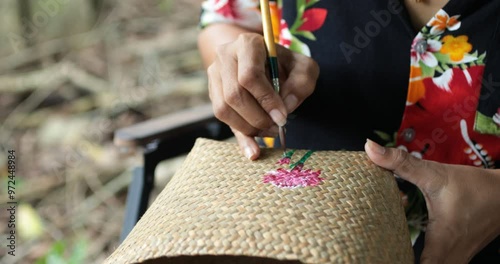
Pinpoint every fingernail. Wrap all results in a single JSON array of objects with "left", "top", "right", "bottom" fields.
[
  {"left": 284, "top": 94, "right": 298, "bottom": 113},
  {"left": 367, "top": 139, "right": 386, "bottom": 155},
  {"left": 244, "top": 146, "right": 255, "bottom": 160},
  {"left": 269, "top": 109, "right": 287, "bottom": 127}
]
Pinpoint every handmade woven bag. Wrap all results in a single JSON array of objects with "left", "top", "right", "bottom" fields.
[{"left": 105, "top": 138, "right": 414, "bottom": 263}]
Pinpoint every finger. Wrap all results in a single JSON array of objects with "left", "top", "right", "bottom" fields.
[
  {"left": 364, "top": 139, "right": 446, "bottom": 194},
  {"left": 215, "top": 42, "right": 277, "bottom": 131},
  {"left": 257, "top": 125, "right": 280, "bottom": 138},
  {"left": 208, "top": 64, "right": 262, "bottom": 136},
  {"left": 277, "top": 45, "right": 319, "bottom": 113},
  {"left": 235, "top": 34, "right": 288, "bottom": 126},
  {"left": 232, "top": 128, "right": 261, "bottom": 160}
]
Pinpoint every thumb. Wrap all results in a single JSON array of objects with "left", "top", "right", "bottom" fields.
[{"left": 364, "top": 139, "right": 446, "bottom": 194}]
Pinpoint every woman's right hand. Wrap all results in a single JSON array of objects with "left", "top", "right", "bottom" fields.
[{"left": 207, "top": 33, "right": 319, "bottom": 160}]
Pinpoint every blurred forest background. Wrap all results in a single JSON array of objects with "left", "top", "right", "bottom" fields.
[{"left": 0, "top": 0, "right": 209, "bottom": 263}]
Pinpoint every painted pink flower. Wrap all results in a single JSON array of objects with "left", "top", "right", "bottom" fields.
[
  {"left": 298, "top": 8, "right": 328, "bottom": 32},
  {"left": 276, "top": 157, "right": 291, "bottom": 165},
  {"left": 411, "top": 33, "right": 442, "bottom": 67},
  {"left": 263, "top": 165, "right": 323, "bottom": 188}
]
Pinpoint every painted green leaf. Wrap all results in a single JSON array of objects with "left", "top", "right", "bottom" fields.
[
  {"left": 289, "top": 150, "right": 315, "bottom": 169},
  {"left": 294, "top": 30, "right": 316, "bottom": 41}
]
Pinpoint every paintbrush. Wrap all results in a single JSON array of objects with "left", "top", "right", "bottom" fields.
[{"left": 259, "top": 0, "right": 287, "bottom": 152}]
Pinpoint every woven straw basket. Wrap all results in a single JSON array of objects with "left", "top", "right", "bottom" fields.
[{"left": 105, "top": 138, "right": 414, "bottom": 264}]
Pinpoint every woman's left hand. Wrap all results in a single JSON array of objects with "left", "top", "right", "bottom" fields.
[{"left": 365, "top": 139, "right": 500, "bottom": 264}]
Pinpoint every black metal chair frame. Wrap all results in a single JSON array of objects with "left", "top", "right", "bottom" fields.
[{"left": 114, "top": 103, "right": 232, "bottom": 242}]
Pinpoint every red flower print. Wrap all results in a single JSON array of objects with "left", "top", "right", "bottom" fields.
[
  {"left": 397, "top": 65, "right": 499, "bottom": 168},
  {"left": 263, "top": 165, "right": 323, "bottom": 188},
  {"left": 298, "top": 8, "right": 327, "bottom": 32},
  {"left": 419, "top": 66, "right": 482, "bottom": 115},
  {"left": 214, "top": 0, "right": 238, "bottom": 19}
]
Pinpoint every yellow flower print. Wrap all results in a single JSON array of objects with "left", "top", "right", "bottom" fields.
[{"left": 440, "top": 35, "right": 473, "bottom": 62}]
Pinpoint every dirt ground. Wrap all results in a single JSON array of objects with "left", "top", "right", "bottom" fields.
[{"left": 0, "top": 0, "right": 210, "bottom": 263}]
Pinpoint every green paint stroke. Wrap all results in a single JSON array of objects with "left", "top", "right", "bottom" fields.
[
  {"left": 290, "top": 150, "right": 315, "bottom": 169},
  {"left": 282, "top": 149, "right": 296, "bottom": 159}
]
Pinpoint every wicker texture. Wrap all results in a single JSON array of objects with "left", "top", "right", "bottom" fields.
[{"left": 105, "top": 138, "right": 413, "bottom": 264}]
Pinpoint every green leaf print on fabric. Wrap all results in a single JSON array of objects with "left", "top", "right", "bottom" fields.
[
  {"left": 474, "top": 111, "right": 500, "bottom": 135},
  {"left": 433, "top": 52, "right": 452, "bottom": 65},
  {"left": 373, "top": 130, "right": 397, "bottom": 147},
  {"left": 275, "top": 0, "right": 327, "bottom": 57},
  {"left": 295, "top": 30, "right": 316, "bottom": 41},
  {"left": 290, "top": 36, "right": 311, "bottom": 57},
  {"left": 419, "top": 62, "right": 436, "bottom": 78}
]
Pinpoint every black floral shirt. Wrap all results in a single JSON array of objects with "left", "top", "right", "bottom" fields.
[{"left": 200, "top": 0, "right": 500, "bottom": 261}]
